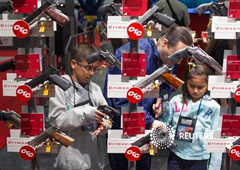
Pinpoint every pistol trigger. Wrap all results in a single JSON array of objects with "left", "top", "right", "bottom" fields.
[
  {"left": 39, "top": 22, "right": 45, "bottom": 33},
  {"left": 45, "top": 142, "right": 51, "bottom": 153},
  {"left": 7, "top": 122, "right": 14, "bottom": 129},
  {"left": 43, "top": 84, "right": 49, "bottom": 96}
]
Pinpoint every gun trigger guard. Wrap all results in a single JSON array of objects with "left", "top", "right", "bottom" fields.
[
  {"left": 187, "top": 58, "right": 195, "bottom": 64},
  {"left": 104, "top": 115, "right": 110, "bottom": 120}
]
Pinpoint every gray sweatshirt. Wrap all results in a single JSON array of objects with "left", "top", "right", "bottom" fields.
[{"left": 49, "top": 75, "right": 111, "bottom": 170}]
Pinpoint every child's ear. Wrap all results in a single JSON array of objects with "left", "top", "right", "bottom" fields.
[{"left": 71, "top": 60, "right": 77, "bottom": 70}]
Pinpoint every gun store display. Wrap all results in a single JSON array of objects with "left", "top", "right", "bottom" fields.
[{"left": 24, "top": 0, "right": 69, "bottom": 27}]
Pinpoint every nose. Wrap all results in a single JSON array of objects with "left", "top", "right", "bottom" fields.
[
  {"left": 193, "top": 88, "right": 198, "bottom": 94},
  {"left": 89, "top": 70, "right": 94, "bottom": 77}
]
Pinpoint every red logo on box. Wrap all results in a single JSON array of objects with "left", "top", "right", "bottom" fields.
[
  {"left": 122, "top": 0, "right": 148, "bottom": 16},
  {"left": 125, "top": 146, "right": 142, "bottom": 161},
  {"left": 226, "top": 55, "right": 240, "bottom": 80},
  {"left": 13, "top": 0, "right": 38, "bottom": 14},
  {"left": 21, "top": 113, "right": 44, "bottom": 136},
  {"left": 122, "top": 112, "right": 145, "bottom": 135},
  {"left": 12, "top": 21, "right": 30, "bottom": 39},
  {"left": 20, "top": 145, "right": 36, "bottom": 160},
  {"left": 127, "top": 23, "right": 144, "bottom": 40},
  {"left": 234, "top": 88, "right": 240, "bottom": 103},
  {"left": 16, "top": 85, "right": 32, "bottom": 102},
  {"left": 15, "top": 54, "right": 41, "bottom": 79},
  {"left": 127, "top": 87, "right": 143, "bottom": 103},
  {"left": 122, "top": 52, "right": 146, "bottom": 77},
  {"left": 228, "top": 0, "right": 240, "bottom": 18},
  {"left": 229, "top": 145, "right": 240, "bottom": 161},
  {"left": 221, "top": 114, "right": 240, "bottom": 137}
]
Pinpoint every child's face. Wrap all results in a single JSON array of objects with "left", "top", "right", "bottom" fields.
[
  {"left": 187, "top": 75, "right": 208, "bottom": 102},
  {"left": 71, "top": 59, "right": 99, "bottom": 85}
]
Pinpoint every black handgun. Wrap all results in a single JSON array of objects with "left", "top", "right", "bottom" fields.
[
  {"left": 97, "top": 105, "right": 120, "bottom": 120},
  {"left": 97, "top": 2, "right": 121, "bottom": 20},
  {"left": 196, "top": 1, "right": 228, "bottom": 16},
  {"left": 0, "top": 110, "right": 21, "bottom": 128},
  {"left": 24, "top": 0, "right": 69, "bottom": 27},
  {"left": 132, "top": 133, "right": 151, "bottom": 148},
  {"left": 0, "top": 59, "right": 15, "bottom": 72},
  {"left": 86, "top": 50, "right": 121, "bottom": 70},
  {"left": 25, "top": 65, "right": 71, "bottom": 91},
  {"left": 138, "top": 5, "right": 175, "bottom": 28},
  {"left": 0, "top": 1, "right": 12, "bottom": 14}
]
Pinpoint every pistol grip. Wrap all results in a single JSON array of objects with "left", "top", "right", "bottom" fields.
[{"left": 50, "top": 132, "right": 74, "bottom": 147}]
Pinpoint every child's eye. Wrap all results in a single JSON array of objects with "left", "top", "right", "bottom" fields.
[
  {"left": 188, "top": 84, "right": 205, "bottom": 90},
  {"left": 188, "top": 84, "right": 195, "bottom": 88}
]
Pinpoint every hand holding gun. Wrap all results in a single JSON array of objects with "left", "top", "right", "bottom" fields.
[
  {"left": 86, "top": 50, "right": 121, "bottom": 70},
  {"left": 0, "top": 110, "right": 21, "bottom": 128},
  {"left": 168, "top": 46, "right": 223, "bottom": 74},
  {"left": 24, "top": 0, "right": 69, "bottom": 27},
  {"left": 196, "top": 1, "right": 228, "bottom": 16},
  {"left": 28, "top": 125, "right": 74, "bottom": 148},
  {"left": 97, "top": 105, "right": 120, "bottom": 119},
  {"left": 0, "top": 59, "right": 15, "bottom": 72},
  {"left": 138, "top": 5, "right": 175, "bottom": 28},
  {"left": 97, "top": 105, "right": 120, "bottom": 127},
  {"left": 25, "top": 65, "right": 71, "bottom": 91}
]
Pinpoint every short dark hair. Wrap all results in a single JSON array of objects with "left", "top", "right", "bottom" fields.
[
  {"left": 161, "top": 26, "right": 193, "bottom": 47},
  {"left": 182, "top": 64, "right": 211, "bottom": 104},
  {"left": 71, "top": 42, "right": 97, "bottom": 62}
]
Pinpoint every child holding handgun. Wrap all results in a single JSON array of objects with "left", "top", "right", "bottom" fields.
[
  {"left": 159, "top": 64, "right": 222, "bottom": 170},
  {"left": 49, "top": 43, "right": 111, "bottom": 170}
]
